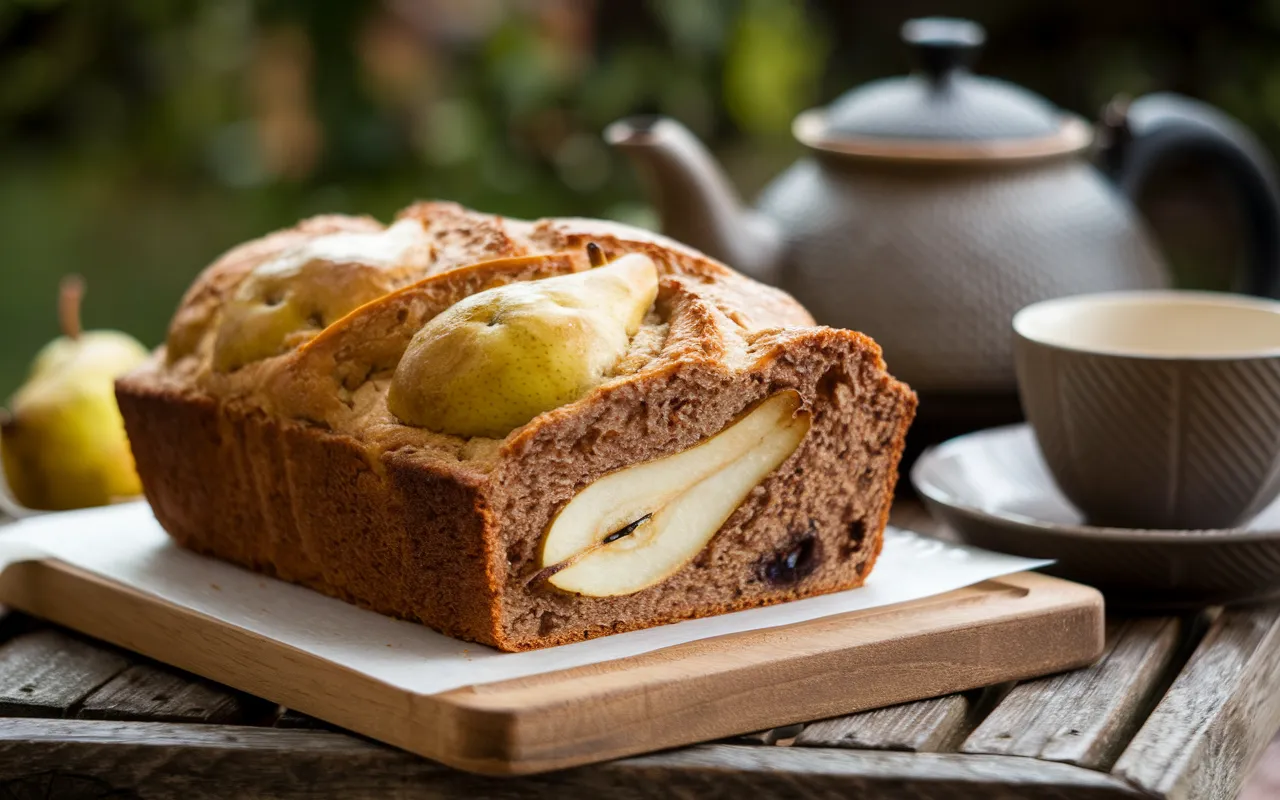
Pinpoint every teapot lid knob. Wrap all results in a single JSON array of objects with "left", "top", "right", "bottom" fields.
[{"left": 901, "top": 17, "right": 985, "bottom": 84}]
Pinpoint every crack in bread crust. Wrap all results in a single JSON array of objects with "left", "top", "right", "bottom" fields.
[{"left": 119, "top": 201, "right": 916, "bottom": 651}]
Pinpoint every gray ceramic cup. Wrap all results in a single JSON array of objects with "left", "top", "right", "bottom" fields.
[{"left": 1013, "top": 290, "right": 1280, "bottom": 530}]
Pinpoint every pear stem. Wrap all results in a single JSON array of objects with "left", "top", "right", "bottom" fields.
[
  {"left": 59, "top": 275, "right": 84, "bottom": 341},
  {"left": 586, "top": 241, "right": 606, "bottom": 267}
]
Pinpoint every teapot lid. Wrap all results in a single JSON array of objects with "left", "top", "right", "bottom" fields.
[{"left": 794, "top": 18, "right": 1093, "bottom": 162}]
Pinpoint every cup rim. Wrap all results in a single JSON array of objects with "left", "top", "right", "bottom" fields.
[{"left": 1012, "top": 289, "right": 1280, "bottom": 361}]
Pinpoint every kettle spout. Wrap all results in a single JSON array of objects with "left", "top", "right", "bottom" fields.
[{"left": 605, "top": 116, "right": 784, "bottom": 284}]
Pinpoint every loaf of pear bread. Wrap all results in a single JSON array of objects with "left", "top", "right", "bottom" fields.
[{"left": 116, "top": 202, "right": 916, "bottom": 651}]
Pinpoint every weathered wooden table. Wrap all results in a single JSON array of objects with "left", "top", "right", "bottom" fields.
[{"left": 2, "top": 503, "right": 1280, "bottom": 799}]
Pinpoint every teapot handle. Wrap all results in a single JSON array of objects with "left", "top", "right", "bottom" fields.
[{"left": 1100, "top": 92, "right": 1280, "bottom": 297}]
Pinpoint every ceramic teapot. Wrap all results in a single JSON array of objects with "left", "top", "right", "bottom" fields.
[{"left": 606, "top": 17, "right": 1280, "bottom": 414}]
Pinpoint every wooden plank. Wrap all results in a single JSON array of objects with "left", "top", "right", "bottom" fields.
[
  {"left": 0, "top": 719, "right": 1143, "bottom": 799},
  {"left": 1112, "top": 606, "right": 1280, "bottom": 800},
  {"left": 795, "top": 693, "right": 975, "bottom": 752},
  {"left": 0, "top": 560, "right": 1104, "bottom": 775},
  {"left": 0, "top": 628, "right": 129, "bottom": 717},
  {"left": 78, "top": 662, "right": 268, "bottom": 724},
  {"left": 962, "top": 616, "right": 1184, "bottom": 769}
]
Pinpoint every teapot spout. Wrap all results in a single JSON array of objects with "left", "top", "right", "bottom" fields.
[{"left": 605, "top": 116, "right": 784, "bottom": 284}]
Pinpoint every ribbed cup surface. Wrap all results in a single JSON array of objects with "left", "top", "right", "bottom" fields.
[{"left": 1015, "top": 336, "right": 1280, "bottom": 529}]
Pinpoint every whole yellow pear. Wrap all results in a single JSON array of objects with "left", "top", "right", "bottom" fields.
[
  {"left": 388, "top": 252, "right": 659, "bottom": 438},
  {"left": 0, "top": 277, "right": 150, "bottom": 510}
]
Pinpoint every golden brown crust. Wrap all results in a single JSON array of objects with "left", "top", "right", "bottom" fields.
[{"left": 120, "top": 201, "right": 916, "bottom": 652}]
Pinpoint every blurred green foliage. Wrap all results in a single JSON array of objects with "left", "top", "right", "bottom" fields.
[{"left": 2, "top": 0, "right": 1279, "bottom": 397}]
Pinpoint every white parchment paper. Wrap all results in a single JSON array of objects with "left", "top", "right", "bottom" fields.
[{"left": 0, "top": 501, "right": 1049, "bottom": 695}]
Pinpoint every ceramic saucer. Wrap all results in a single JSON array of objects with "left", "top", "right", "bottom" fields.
[{"left": 910, "top": 423, "right": 1280, "bottom": 608}]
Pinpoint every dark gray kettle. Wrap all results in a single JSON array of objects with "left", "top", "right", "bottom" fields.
[{"left": 606, "top": 17, "right": 1280, "bottom": 421}]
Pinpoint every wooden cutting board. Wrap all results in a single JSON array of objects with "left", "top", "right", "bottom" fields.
[{"left": 0, "top": 560, "right": 1103, "bottom": 775}]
